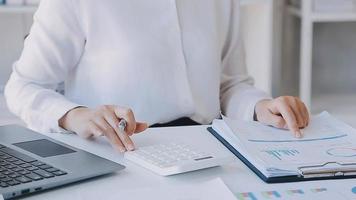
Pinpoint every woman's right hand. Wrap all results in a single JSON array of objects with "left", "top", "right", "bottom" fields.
[{"left": 59, "top": 105, "right": 148, "bottom": 152}]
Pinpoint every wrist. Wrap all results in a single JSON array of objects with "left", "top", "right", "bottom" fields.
[{"left": 59, "top": 106, "right": 88, "bottom": 131}]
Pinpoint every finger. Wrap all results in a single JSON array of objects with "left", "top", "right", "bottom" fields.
[
  {"left": 114, "top": 107, "right": 137, "bottom": 135},
  {"left": 103, "top": 110, "right": 123, "bottom": 136},
  {"left": 116, "top": 124, "right": 136, "bottom": 151},
  {"left": 297, "top": 102, "right": 308, "bottom": 128},
  {"left": 293, "top": 99, "right": 309, "bottom": 128},
  {"left": 275, "top": 101, "right": 301, "bottom": 138},
  {"left": 93, "top": 117, "right": 126, "bottom": 152},
  {"left": 299, "top": 102, "right": 310, "bottom": 127},
  {"left": 289, "top": 99, "right": 305, "bottom": 128},
  {"left": 134, "top": 122, "right": 148, "bottom": 133},
  {"left": 79, "top": 121, "right": 100, "bottom": 139},
  {"left": 88, "top": 121, "right": 104, "bottom": 137},
  {"left": 103, "top": 112, "right": 136, "bottom": 151},
  {"left": 292, "top": 98, "right": 308, "bottom": 128}
]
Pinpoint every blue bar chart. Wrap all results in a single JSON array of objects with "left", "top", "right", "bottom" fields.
[
  {"left": 262, "top": 149, "right": 300, "bottom": 160},
  {"left": 235, "top": 187, "right": 343, "bottom": 200}
]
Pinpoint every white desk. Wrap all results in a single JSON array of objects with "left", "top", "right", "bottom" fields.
[{"left": 10, "top": 125, "right": 355, "bottom": 199}]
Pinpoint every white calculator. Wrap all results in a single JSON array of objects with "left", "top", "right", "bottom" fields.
[{"left": 125, "top": 142, "right": 229, "bottom": 176}]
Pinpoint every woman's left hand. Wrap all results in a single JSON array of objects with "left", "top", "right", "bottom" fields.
[{"left": 255, "top": 96, "right": 310, "bottom": 138}]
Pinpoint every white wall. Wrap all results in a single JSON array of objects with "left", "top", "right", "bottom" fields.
[
  {"left": 312, "top": 22, "right": 356, "bottom": 95},
  {"left": 0, "top": 13, "right": 32, "bottom": 92},
  {"left": 281, "top": 15, "right": 356, "bottom": 96},
  {"left": 0, "top": 14, "right": 23, "bottom": 91},
  {"left": 241, "top": 3, "right": 274, "bottom": 95}
]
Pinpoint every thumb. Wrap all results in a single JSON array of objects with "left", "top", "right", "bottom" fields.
[{"left": 134, "top": 122, "right": 148, "bottom": 134}]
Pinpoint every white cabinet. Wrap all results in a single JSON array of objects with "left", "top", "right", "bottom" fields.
[{"left": 283, "top": 0, "right": 356, "bottom": 126}]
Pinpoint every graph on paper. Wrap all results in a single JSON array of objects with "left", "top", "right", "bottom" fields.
[
  {"left": 326, "top": 147, "right": 356, "bottom": 157},
  {"left": 248, "top": 134, "right": 348, "bottom": 143},
  {"left": 235, "top": 187, "right": 348, "bottom": 200},
  {"left": 219, "top": 111, "right": 356, "bottom": 178},
  {"left": 262, "top": 149, "right": 300, "bottom": 161},
  {"left": 223, "top": 111, "right": 352, "bottom": 144}
]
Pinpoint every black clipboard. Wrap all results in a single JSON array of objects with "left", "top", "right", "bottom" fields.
[{"left": 207, "top": 127, "right": 356, "bottom": 183}]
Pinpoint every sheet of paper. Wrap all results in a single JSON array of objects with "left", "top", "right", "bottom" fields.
[
  {"left": 224, "top": 111, "right": 353, "bottom": 144},
  {"left": 220, "top": 112, "right": 356, "bottom": 177},
  {"left": 77, "top": 178, "right": 236, "bottom": 200}
]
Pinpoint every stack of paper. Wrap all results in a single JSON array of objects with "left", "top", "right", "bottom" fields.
[
  {"left": 235, "top": 185, "right": 349, "bottom": 200},
  {"left": 212, "top": 112, "right": 356, "bottom": 180}
]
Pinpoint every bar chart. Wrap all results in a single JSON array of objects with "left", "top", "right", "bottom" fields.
[
  {"left": 262, "top": 149, "right": 300, "bottom": 161},
  {"left": 235, "top": 187, "right": 345, "bottom": 200}
]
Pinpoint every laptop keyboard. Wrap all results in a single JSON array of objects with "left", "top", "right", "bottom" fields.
[{"left": 0, "top": 144, "right": 67, "bottom": 188}]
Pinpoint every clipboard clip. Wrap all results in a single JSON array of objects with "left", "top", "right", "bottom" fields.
[{"left": 298, "top": 162, "right": 356, "bottom": 178}]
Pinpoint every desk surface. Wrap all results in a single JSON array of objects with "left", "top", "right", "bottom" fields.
[{"left": 12, "top": 125, "right": 355, "bottom": 199}]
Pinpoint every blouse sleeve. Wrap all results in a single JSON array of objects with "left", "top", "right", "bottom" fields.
[
  {"left": 220, "top": 0, "right": 271, "bottom": 121},
  {"left": 4, "top": 0, "right": 85, "bottom": 133}
]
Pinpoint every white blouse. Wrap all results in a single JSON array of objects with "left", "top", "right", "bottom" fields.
[{"left": 5, "top": 0, "right": 270, "bottom": 133}]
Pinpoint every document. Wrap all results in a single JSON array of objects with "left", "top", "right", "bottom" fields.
[
  {"left": 234, "top": 185, "right": 349, "bottom": 200},
  {"left": 212, "top": 111, "right": 356, "bottom": 178},
  {"left": 233, "top": 175, "right": 356, "bottom": 199},
  {"left": 78, "top": 178, "right": 236, "bottom": 200}
]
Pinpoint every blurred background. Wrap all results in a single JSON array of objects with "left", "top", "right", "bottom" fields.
[{"left": 0, "top": 0, "right": 355, "bottom": 126}]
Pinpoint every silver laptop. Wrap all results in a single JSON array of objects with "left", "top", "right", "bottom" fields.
[{"left": 0, "top": 125, "right": 125, "bottom": 199}]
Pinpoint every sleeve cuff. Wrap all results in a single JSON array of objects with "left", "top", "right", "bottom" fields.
[
  {"left": 42, "top": 99, "right": 82, "bottom": 133},
  {"left": 242, "top": 94, "right": 272, "bottom": 121},
  {"left": 223, "top": 88, "right": 271, "bottom": 121}
]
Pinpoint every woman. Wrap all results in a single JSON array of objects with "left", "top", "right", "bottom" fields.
[{"left": 5, "top": 0, "right": 309, "bottom": 153}]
